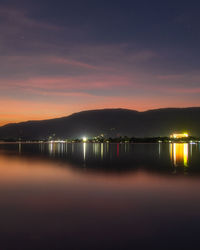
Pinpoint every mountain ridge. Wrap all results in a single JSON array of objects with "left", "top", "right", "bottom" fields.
[
  {"left": 2, "top": 107, "right": 199, "bottom": 128},
  {"left": 0, "top": 107, "right": 200, "bottom": 139}
]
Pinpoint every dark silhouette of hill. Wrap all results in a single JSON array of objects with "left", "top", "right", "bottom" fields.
[{"left": 0, "top": 108, "right": 200, "bottom": 140}]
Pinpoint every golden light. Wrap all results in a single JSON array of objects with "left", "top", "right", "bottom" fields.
[
  {"left": 170, "top": 143, "right": 188, "bottom": 167},
  {"left": 170, "top": 133, "right": 189, "bottom": 139}
]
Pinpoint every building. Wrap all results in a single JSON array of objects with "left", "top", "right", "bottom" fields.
[{"left": 170, "top": 133, "right": 189, "bottom": 139}]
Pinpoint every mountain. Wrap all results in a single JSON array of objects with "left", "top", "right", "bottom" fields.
[{"left": 0, "top": 108, "right": 200, "bottom": 140}]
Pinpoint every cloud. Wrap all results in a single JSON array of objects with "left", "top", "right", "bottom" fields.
[
  {"left": 0, "top": 75, "right": 132, "bottom": 96},
  {"left": 157, "top": 74, "right": 185, "bottom": 80},
  {"left": 0, "top": 5, "right": 67, "bottom": 57},
  {"left": 48, "top": 56, "right": 99, "bottom": 70},
  {"left": 0, "top": 55, "right": 101, "bottom": 73},
  {"left": 0, "top": 6, "right": 62, "bottom": 32}
]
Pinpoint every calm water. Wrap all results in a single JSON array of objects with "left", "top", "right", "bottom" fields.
[{"left": 0, "top": 142, "right": 200, "bottom": 250}]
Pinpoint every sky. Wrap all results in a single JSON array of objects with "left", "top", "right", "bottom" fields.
[{"left": 0, "top": 0, "right": 200, "bottom": 125}]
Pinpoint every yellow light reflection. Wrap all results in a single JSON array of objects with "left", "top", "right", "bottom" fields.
[
  {"left": 83, "top": 142, "right": 86, "bottom": 161},
  {"left": 170, "top": 143, "right": 189, "bottom": 167},
  {"left": 18, "top": 142, "right": 21, "bottom": 154},
  {"left": 101, "top": 143, "right": 104, "bottom": 160}
]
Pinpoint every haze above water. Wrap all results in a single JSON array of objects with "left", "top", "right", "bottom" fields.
[{"left": 0, "top": 142, "right": 200, "bottom": 250}]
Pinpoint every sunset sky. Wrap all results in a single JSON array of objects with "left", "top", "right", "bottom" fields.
[{"left": 1, "top": 0, "right": 200, "bottom": 125}]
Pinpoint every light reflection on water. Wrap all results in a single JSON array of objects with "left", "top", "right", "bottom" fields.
[
  {"left": 170, "top": 143, "right": 189, "bottom": 166},
  {"left": 42, "top": 142, "right": 200, "bottom": 174},
  {"left": 0, "top": 142, "right": 200, "bottom": 250}
]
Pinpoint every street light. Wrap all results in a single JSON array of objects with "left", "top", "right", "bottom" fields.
[{"left": 83, "top": 137, "right": 87, "bottom": 142}]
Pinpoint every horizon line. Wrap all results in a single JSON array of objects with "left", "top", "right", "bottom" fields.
[{"left": 1, "top": 106, "right": 200, "bottom": 127}]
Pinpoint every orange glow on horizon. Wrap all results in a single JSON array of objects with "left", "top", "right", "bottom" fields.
[{"left": 0, "top": 96, "right": 199, "bottom": 126}]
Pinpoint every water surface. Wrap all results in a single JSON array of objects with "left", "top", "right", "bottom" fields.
[{"left": 0, "top": 142, "right": 200, "bottom": 250}]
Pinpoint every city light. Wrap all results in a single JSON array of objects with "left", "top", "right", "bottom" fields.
[
  {"left": 170, "top": 133, "right": 189, "bottom": 139},
  {"left": 83, "top": 137, "right": 87, "bottom": 142}
]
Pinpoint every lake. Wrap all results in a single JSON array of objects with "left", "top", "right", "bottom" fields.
[{"left": 0, "top": 142, "right": 200, "bottom": 250}]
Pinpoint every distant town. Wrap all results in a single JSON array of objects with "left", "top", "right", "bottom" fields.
[{"left": 0, "top": 132, "right": 200, "bottom": 144}]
